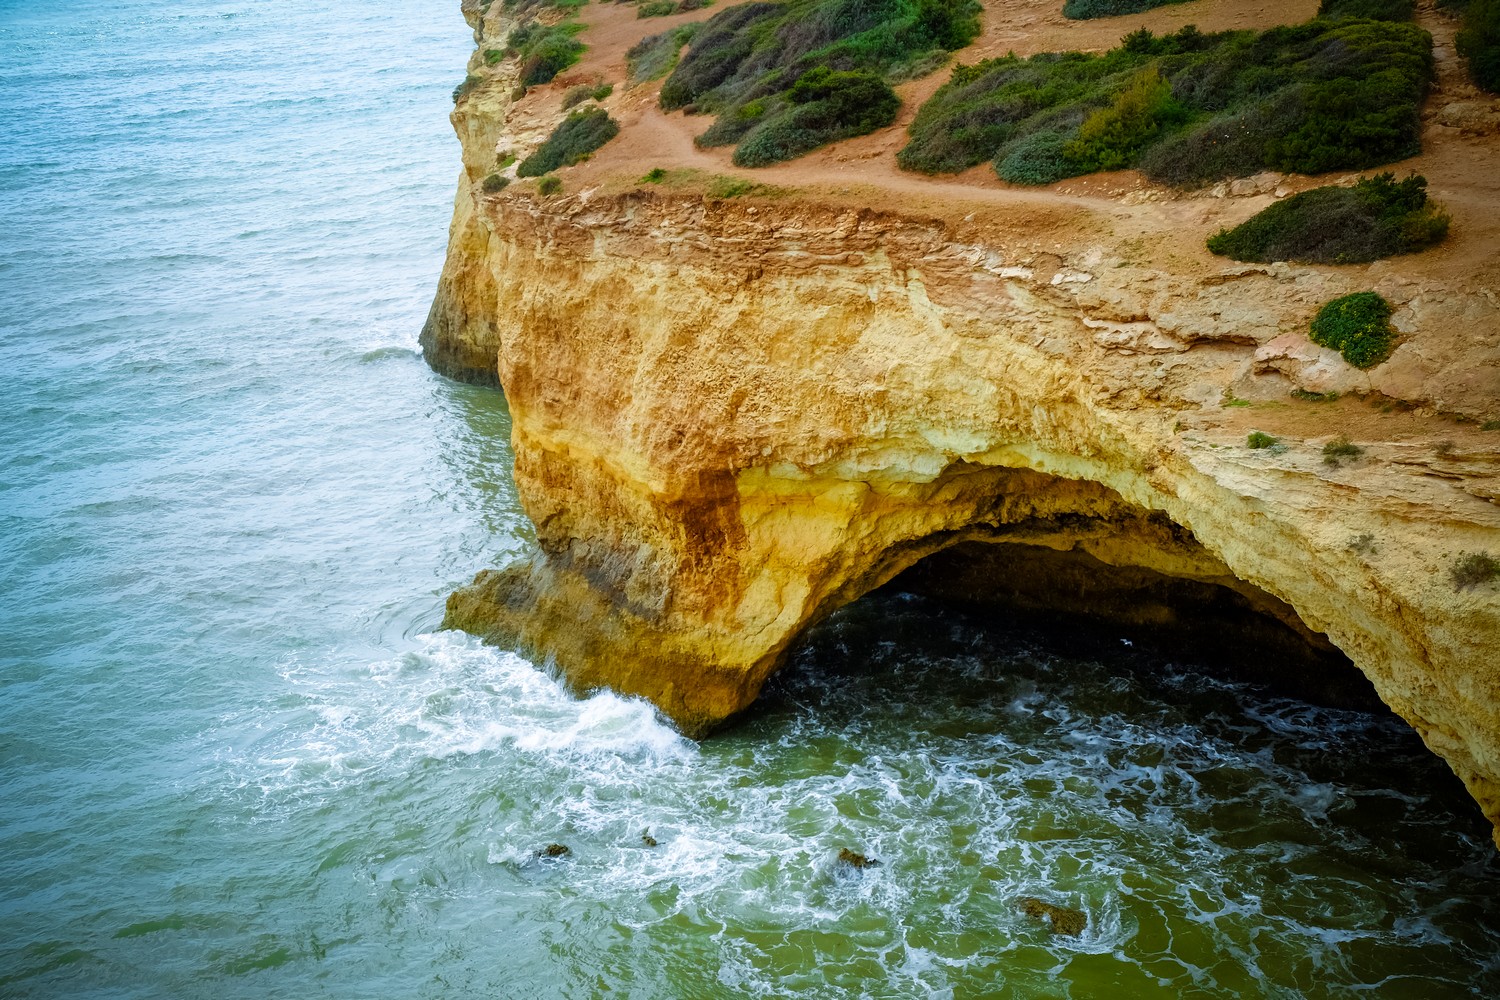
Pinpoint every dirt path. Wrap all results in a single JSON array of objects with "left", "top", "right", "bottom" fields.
[{"left": 509, "top": 0, "right": 1498, "bottom": 286}]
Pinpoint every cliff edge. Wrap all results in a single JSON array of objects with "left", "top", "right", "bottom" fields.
[{"left": 426, "top": 0, "right": 1500, "bottom": 844}]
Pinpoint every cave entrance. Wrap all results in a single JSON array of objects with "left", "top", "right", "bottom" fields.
[{"left": 875, "top": 537, "right": 1381, "bottom": 712}]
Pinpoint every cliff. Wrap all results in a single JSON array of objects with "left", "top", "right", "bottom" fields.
[{"left": 426, "top": 0, "right": 1500, "bottom": 844}]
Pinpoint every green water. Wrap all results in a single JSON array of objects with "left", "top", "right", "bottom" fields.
[{"left": 1, "top": 0, "right": 1497, "bottom": 996}]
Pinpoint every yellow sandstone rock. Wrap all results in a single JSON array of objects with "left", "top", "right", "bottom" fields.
[{"left": 428, "top": 0, "right": 1500, "bottom": 847}]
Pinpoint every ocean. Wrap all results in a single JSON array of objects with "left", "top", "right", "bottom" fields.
[{"left": 2, "top": 1, "right": 1497, "bottom": 995}]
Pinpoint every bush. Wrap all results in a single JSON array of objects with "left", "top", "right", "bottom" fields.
[
  {"left": 1247, "top": 431, "right": 1279, "bottom": 449},
  {"left": 1310, "top": 292, "right": 1396, "bottom": 369},
  {"left": 1063, "top": 0, "right": 1190, "bottom": 18},
  {"left": 641, "top": 167, "right": 668, "bottom": 182},
  {"left": 1317, "top": 0, "right": 1415, "bottom": 20},
  {"left": 627, "top": 23, "right": 702, "bottom": 83},
  {"left": 561, "top": 82, "right": 612, "bottom": 109},
  {"left": 1322, "top": 435, "right": 1365, "bottom": 465},
  {"left": 561, "top": 84, "right": 594, "bottom": 109},
  {"left": 901, "top": 21, "right": 1433, "bottom": 186},
  {"left": 1451, "top": 551, "right": 1500, "bottom": 590},
  {"left": 537, "top": 175, "right": 562, "bottom": 195},
  {"left": 453, "top": 74, "right": 483, "bottom": 102},
  {"left": 1063, "top": 67, "right": 1187, "bottom": 171},
  {"left": 731, "top": 67, "right": 900, "bottom": 166},
  {"left": 996, "top": 129, "right": 1088, "bottom": 185},
  {"left": 481, "top": 172, "right": 511, "bottom": 193},
  {"left": 517, "top": 107, "right": 621, "bottom": 175},
  {"left": 639, "top": 0, "right": 679, "bottom": 16},
  {"left": 1457, "top": 0, "right": 1500, "bottom": 92},
  {"left": 1207, "top": 173, "right": 1449, "bottom": 264},
  {"left": 505, "top": 20, "right": 586, "bottom": 87},
  {"left": 660, "top": 0, "right": 981, "bottom": 165}
]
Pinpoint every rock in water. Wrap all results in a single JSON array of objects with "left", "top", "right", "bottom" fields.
[
  {"left": 536, "top": 843, "right": 571, "bottom": 858},
  {"left": 641, "top": 830, "right": 658, "bottom": 847},
  {"left": 837, "top": 848, "right": 880, "bottom": 870},
  {"left": 1018, "top": 896, "right": 1087, "bottom": 936}
]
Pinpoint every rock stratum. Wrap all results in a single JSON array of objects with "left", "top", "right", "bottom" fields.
[{"left": 426, "top": 0, "right": 1500, "bottom": 843}]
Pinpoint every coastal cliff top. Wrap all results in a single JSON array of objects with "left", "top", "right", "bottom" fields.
[{"left": 475, "top": 0, "right": 1500, "bottom": 293}]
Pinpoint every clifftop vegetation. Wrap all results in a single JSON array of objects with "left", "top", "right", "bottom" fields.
[
  {"left": 900, "top": 19, "right": 1434, "bottom": 187},
  {"left": 658, "top": 0, "right": 982, "bottom": 165},
  {"left": 1207, "top": 173, "right": 1449, "bottom": 264}
]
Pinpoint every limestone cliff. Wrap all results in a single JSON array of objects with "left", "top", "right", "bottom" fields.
[{"left": 426, "top": 0, "right": 1500, "bottom": 844}]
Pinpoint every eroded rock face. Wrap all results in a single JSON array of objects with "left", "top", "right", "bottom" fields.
[{"left": 425, "top": 4, "right": 1500, "bottom": 846}]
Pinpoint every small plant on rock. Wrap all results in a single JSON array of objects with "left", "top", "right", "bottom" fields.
[
  {"left": 537, "top": 175, "right": 562, "bottom": 195},
  {"left": 1347, "top": 533, "right": 1377, "bottom": 555},
  {"left": 1323, "top": 435, "right": 1365, "bottom": 466},
  {"left": 1310, "top": 292, "right": 1396, "bottom": 369},
  {"left": 641, "top": 167, "right": 667, "bottom": 183},
  {"left": 1450, "top": 551, "right": 1500, "bottom": 590},
  {"left": 1247, "top": 431, "right": 1279, "bottom": 449},
  {"left": 481, "top": 172, "right": 510, "bottom": 193}
]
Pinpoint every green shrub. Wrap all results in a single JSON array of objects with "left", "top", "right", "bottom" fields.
[
  {"left": 1317, "top": 0, "right": 1415, "bottom": 20},
  {"left": 560, "top": 81, "right": 612, "bottom": 109},
  {"left": 1450, "top": 551, "right": 1500, "bottom": 590},
  {"left": 505, "top": 20, "right": 587, "bottom": 87},
  {"left": 1311, "top": 292, "right": 1396, "bottom": 369},
  {"left": 496, "top": 150, "right": 517, "bottom": 169},
  {"left": 561, "top": 84, "right": 595, "bottom": 109},
  {"left": 1322, "top": 435, "right": 1365, "bottom": 465},
  {"left": 901, "top": 21, "right": 1433, "bottom": 186},
  {"left": 1247, "top": 431, "right": 1279, "bottom": 449},
  {"left": 1458, "top": 0, "right": 1500, "bottom": 92},
  {"left": 484, "top": 49, "right": 506, "bottom": 66},
  {"left": 1292, "top": 389, "right": 1340, "bottom": 402},
  {"left": 660, "top": 0, "right": 981, "bottom": 165},
  {"left": 627, "top": 23, "right": 702, "bottom": 83},
  {"left": 537, "top": 175, "right": 562, "bottom": 195},
  {"left": 707, "top": 175, "right": 757, "bottom": 197},
  {"left": 1063, "top": 0, "right": 1190, "bottom": 19},
  {"left": 481, "top": 172, "right": 511, "bottom": 193},
  {"left": 1483, "top": 419, "right": 1500, "bottom": 431},
  {"left": 996, "top": 129, "right": 1087, "bottom": 185},
  {"left": 453, "top": 74, "right": 483, "bottom": 102},
  {"left": 1063, "top": 67, "right": 1186, "bottom": 171},
  {"left": 517, "top": 107, "right": 621, "bottom": 176},
  {"left": 731, "top": 67, "right": 900, "bottom": 166},
  {"left": 641, "top": 167, "right": 668, "bottom": 182},
  {"left": 639, "top": 0, "right": 679, "bottom": 16},
  {"left": 1207, "top": 173, "right": 1449, "bottom": 264}
]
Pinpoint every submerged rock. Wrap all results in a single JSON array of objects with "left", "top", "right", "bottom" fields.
[
  {"left": 641, "top": 830, "right": 658, "bottom": 847},
  {"left": 536, "top": 843, "right": 571, "bottom": 859},
  {"left": 1018, "top": 896, "right": 1087, "bottom": 936},
  {"left": 837, "top": 848, "right": 880, "bottom": 870}
]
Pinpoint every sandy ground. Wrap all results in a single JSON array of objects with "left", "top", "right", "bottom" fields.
[
  {"left": 507, "top": 0, "right": 1498, "bottom": 286},
  {"left": 493, "top": 0, "right": 1499, "bottom": 446}
]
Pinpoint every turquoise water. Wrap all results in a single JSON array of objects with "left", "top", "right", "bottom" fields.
[{"left": 2, "top": 1, "right": 1498, "bottom": 996}]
